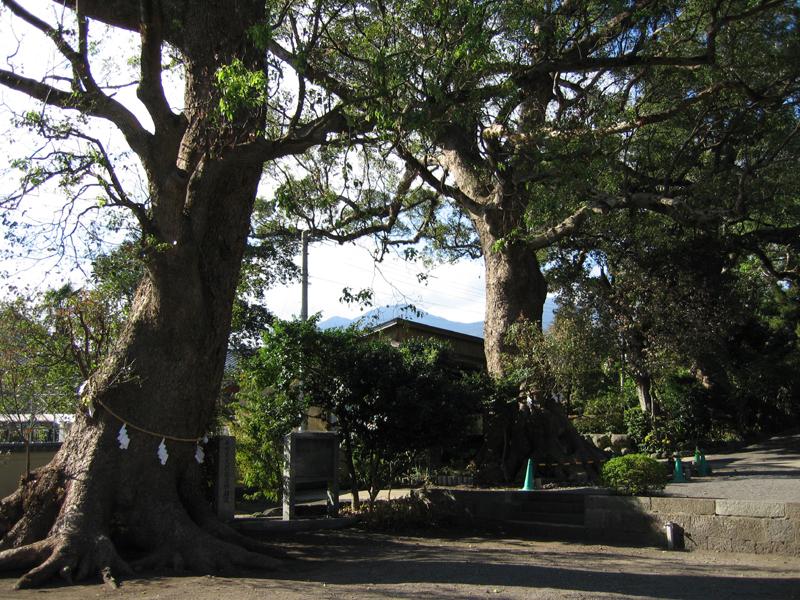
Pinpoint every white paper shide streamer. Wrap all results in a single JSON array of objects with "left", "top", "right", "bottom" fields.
[
  {"left": 157, "top": 438, "right": 169, "bottom": 465},
  {"left": 194, "top": 444, "right": 205, "bottom": 464},
  {"left": 117, "top": 424, "right": 130, "bottom": 450}
]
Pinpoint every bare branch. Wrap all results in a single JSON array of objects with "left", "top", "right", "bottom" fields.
[{"left": 0, "top": 68, "right": 154, "bottom": 166}]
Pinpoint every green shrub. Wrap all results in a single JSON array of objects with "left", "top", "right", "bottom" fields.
[{"left": 601, "top": 454, "right": 667, "bottom": 496}]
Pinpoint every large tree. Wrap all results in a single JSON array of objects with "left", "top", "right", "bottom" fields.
[
  {"left": 0, "top": 0, "right": 361, "bottom": 588},
  {"left": 299, "top": 0, "right": 798, "bottom": 480},
  {"left": 297, "top": 0, "right": 799, "bottom": 374}
]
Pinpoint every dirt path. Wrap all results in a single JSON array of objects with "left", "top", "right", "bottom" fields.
[{"left": 1, "top": 529, "right": 798, "bottom": 599}]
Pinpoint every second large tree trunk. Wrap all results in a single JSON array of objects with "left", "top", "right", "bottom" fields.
[
  {"left": 468, "top": 207, "right": 606, "bottom": 483},
  {"left": 473, "top": 214, "right": 548, "bottom": 376}
]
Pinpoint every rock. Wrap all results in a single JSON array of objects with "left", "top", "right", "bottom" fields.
[{"left": 610, "top": 433, "right": 630, "bottom": 449}]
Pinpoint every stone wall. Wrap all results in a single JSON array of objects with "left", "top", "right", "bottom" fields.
[
  {"left": 585, "top": 495, "right": 800, "bottom": 556},
  {"left": 0, "top": 444, "right": 60, "bottom": 498}
]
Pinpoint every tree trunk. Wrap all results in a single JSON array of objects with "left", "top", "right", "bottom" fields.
[
  {"left": 466, "top": 207, "right": 605, "bottom": 483},
  {"left": 0, "top": 3, "right": 287, "bottom": 588},
  {"left": 635, "top": 374, "right": 653, "bottom": 414},
  {"left": 0, "top": 157, "right": 279, "bottom": 588},
  {"left": 472, "top": 213, "right": 548, "bottom": 376},
  {"left": 342, "top": 435, "right": 361, "bottom": 511}
]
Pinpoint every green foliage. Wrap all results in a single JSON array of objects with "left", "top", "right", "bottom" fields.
[
  {"left": 0, "top": 286, "right": 121, "bottom": 435},
  {"left": 601, "top": 454, "right": 667, "bottom": 496},
  {"left": 0, "top": 245, "right": 138, "bottom": 438},
  {"left": 232, "top": 318, "right": 482, "bottom": 503},
  {"left": 215, "top": 59, "right": 267, "bottom": 121},
  {"left": 657, "top": 376, "right": 712, "bottom": 447},
  {"left": 230, "top": 374, "right": 304, "bottom": 502},
  {"left": 0, "top": 299, "right": 66, "bottom": 437},
  {"left": 624, "top": 407, "right": 651, "bottom": 451},
  {"left": 89, "top": 241, "right": 145, "bottom": 308},
  {"left": 624, "top": 409, "right": 675, "bottom": 457},
  {"left": 503, "top": 317, "right": 620, "bottom": 423}
]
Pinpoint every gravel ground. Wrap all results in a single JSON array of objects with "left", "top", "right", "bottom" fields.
[{"left": 1, "top": 529, "right": 799, "bottom": 600}]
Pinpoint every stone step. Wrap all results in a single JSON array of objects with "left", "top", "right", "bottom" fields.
[{"left": 514, "top": 491, "right": 586, "bottom": 504}]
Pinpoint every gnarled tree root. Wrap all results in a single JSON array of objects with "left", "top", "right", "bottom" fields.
[
  {"left": 0, "top": 533, "right": 131, "bottom": 589},
  {"left": 0, "top": 464, "right": 282, "bottom": 589}
]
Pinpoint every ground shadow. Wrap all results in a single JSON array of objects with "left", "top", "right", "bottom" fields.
[{"left": 259, "top": 530, "right": 800, "bottom": 599}]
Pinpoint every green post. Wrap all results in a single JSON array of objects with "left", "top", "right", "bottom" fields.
[
  {"left": 698, "top": 452, "right": 711, "bottom": 476},
  {"left": 672, "top": 455, "right": 687, "bottom": 483},
  {"left": 522, "top": 458, "right": 536, "bottom": 491}
]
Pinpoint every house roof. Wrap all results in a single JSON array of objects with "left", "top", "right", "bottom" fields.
[
  {"left": 366, "top": 318, "right": 486, "bottom": 370},
  {"left": 369, "top": 318, "right": 485, "bottom": 345}
]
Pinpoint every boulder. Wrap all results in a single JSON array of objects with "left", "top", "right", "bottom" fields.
[{"left": 610, "top": 433, "right": 630, "bottom": 450}]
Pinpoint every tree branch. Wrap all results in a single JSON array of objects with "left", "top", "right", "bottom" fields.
[
  {"left": 396, "top": 146, "right": 486, "bottom": 217},
  {"left": 136, "top": 0, "right": 180, "bottom": 132},
  {"left": 268, "top": 39, "right": 354, "bottom": 102},
  {"left": 241, "top": 107, "right": 353, "bottom": 162},
  {"left": 0, "top": 67, "right": 155, "bottom": 167},
  {"left": 741, "top": 225, "right": 800, "bottom": 248},
  {"left": 526, "top": 190, "right": 730, "bottom": 250}
]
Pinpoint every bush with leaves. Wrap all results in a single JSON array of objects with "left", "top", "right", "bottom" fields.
[
  {"left": 232, "top": 317, "right": 482, "bottom": 507},
  {"left": 623, "top": 408, "right": 676, "bottom": 457},
  {"left": 601, "top": 454, "right": 667, "bottom": 496}
]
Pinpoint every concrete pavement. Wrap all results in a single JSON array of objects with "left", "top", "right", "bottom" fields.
[{"left": 665, "top": 432, "right": 800, "bottom": 502}]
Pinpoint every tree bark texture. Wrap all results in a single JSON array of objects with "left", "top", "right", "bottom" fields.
[
  {"left": 635, "top": 374, "right": 654, "bottom": 415},
  {"left": 473, "top": 214, "right": 548, "bottom": 376},
  {"left": 0, "top": 156, "right": 277, "bottom": 589}
]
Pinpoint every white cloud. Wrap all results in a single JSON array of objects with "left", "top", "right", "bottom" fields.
[{"left": 263, "top": 239, "right": 486, "bottom": 323}]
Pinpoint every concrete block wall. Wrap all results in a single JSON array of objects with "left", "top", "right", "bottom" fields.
[{"left": 585, "top": 495, "right": 800, "bottom": 556}]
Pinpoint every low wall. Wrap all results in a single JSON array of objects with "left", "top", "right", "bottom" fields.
[
  {"left": 419, "top": 488, "right": 800, "bottom": 556},
  {"left": 0, "top": 444, "right": 60, "bottom": 498},
  {"left": 585, "top": 495, "right": 800, "bottom": 556}
]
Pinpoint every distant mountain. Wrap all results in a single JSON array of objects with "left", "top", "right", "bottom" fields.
[
  {"left": 318, "top": 298, "right": 557, "bottom": 338},
  {"left": 319, "top": 305, "right": 484, "bottom": 337}
]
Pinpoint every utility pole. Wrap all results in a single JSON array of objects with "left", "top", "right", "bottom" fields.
[{"left": 300, "top": 229, "right": 309, "bottom": 321}]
